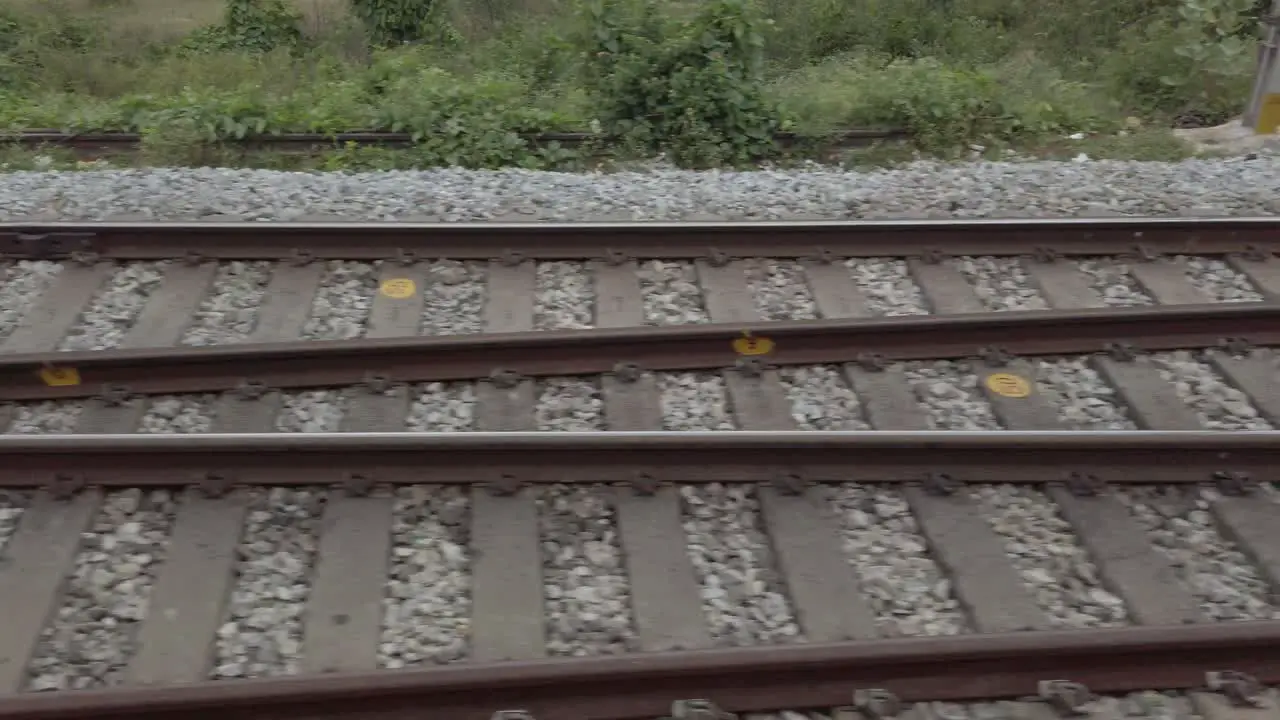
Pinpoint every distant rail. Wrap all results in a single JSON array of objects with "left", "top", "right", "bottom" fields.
[{"left": 0, "top": 128, "right": 910, "bottom": 157}]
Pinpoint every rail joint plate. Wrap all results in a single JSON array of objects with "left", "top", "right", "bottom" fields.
[{"left": 0, "top": 231, "right": 96, "bottom": 259}]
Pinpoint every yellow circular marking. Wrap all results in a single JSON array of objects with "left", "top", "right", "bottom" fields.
[
  {"left": 732, "top": 336, "right": 775, "bottom": 356},
  {"left": 985, "top": 372, "right": 1031, "bottom": 398},
  {"left": 39, "top": 367, "right": 81, "bottom": 387},
  {"left": 379, "top": 278, "right": 416, "bottom": 300}
]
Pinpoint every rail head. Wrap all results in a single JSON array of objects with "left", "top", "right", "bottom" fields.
[
  {"left": 2, "top": 217, "right": 1279, "bottom": 259},
  {"left": 0, "top": 303, "right": 1272, "bottom": 402},
  {"left": 0, "top": 431, "right": 1276, "bottom": 489},
  {"left": 0, "top": 621, "right": 1274, "bottom": 720}
]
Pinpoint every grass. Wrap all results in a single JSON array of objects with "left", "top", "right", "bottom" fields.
[{"left": 0, "top": 0, "right": 1267, "bottom": 170}]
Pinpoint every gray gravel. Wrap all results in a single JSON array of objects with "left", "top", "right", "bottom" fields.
[
  {"left": 5, "top": 400, "right": 84, "bottom": 434},
  {"left": 1078, "top": 259, "right": 1156, "bottom": 306},
  {"left": 406, "top": 382, "right": 476, "bottom": 431},
  {"left": 828, "top": 484, "right": 965, "bottom": 636},
  {"left": 58, "top": 262, "right": 166, "bottom": 351},
  {"left": 971, "top": 485, "right": 1128, "bottom": 628},
  {"left": 301, "top": 262, "right": 377, "bottom": 340},
  {"left": 659, "top": 373, "right": 736, "bottom": 430},
  {"left": 380, "top": 486, "right": 471, "bottom": 668},
  {"left": 902, "top": 361, "right": 1001, "bottom": 430},
  {"left": 182, "top": 261, "right": 272, "bottom": 346},
  {"left": 951, "top": 257, "right": 1048, "bottom": 311},
  {"left": 680, "top": 483, "right": 802, "bottom": 646},
  {"left": 421, "top": 261, "right": 485, "bottom": 335},
  {"left": 276, "top": 390, "right": 344, "bottom": 432},
  {"left": 0, "top": 261, "right": 61, "bottom": 344},
  {"left": 538, "top": 486, "right": 635, "bottom": 656},
  {"left": 535, "top": 262, "right": 594, "bottom": 329},
  {"left": 1150, "top": 351, "right": 1273, "bottom": 429},
  {"left": 1178, "top": 256, "right": 1264, "bottom": 302},
  {"left": 536, "top": 378, "right": 604, "bottom": 431},
  {"left": 779, "top": 365, "right": 870, "bottom": 430},
  {"left": 138, "top": 395, "right": 216, "bottom": 434},
  {"left": 1116, "top": 487, "right": 1277, "bottom": 621},
  {"left": 845, "top": 259, "right": 929, "bottom": 315},
  {"left": 740, "top": 691, "right": 1203, "bottom": 720},
  {"left": 745, "top": 259, "right": 818, "bottom": 320},
  {"left": 27, "top": 489, "right": 175, "bottom": 691},
  {"left": 1034, "top": 358, "right": 1138, "bottom": 430},
  {"left": 637, "top": 261, "right": 709, "bottom": 325},
  {"left": 214, "top": 488, "right": 323, "bottom": 679},
  {"left": 0, "top": 491, "right": 30, "bottom": 554},
  {"left": 3, "top": 161, "right": 1278, "bottom": 221}
]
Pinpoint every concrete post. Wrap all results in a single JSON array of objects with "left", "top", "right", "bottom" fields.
[{"left": 1246, "top": 0, "right": 1279, "bottom": 132}]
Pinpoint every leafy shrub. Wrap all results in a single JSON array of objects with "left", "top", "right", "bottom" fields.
[
  {"left": 579, "top": 0, "right": 783, "bottom": 167},
  {"left": 182, "top": 0, "right": 303, "bottom": 54},
  {"left": 771, "top": 53, "right": 1117, "bottom": 150},
  {"left": 349, "top": 0, "right": 448, "bottom": 46}
]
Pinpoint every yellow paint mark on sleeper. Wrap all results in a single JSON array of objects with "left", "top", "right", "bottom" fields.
[
  {"left": 39, "top": 367, "right": 81, "bottom": 387},
  {"left": 732, "top": 333, "right": 775, "bottom": 356},
  {"left": 985, "top": 372, "right": 1032, "bottom": 398},
  {"left": 379, "top": 278, "right": 416, "bottom": 300}
]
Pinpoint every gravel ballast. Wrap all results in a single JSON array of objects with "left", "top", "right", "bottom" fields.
[
  {"left": 2, "top": 160, "right": 1278, "bottom": 221},
  {"left": 2, "top": 159, "right": 1279, "bottom": 685}
]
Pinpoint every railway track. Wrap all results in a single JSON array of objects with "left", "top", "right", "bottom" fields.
[
  {"left": 1, "top": 128, "right": 909, "bottom": 160},
  {"left": 1, "top": 217, "right": 1280, "bottom": 719},
  {"left": 0, "top": 432, "right": 1279, "bottom": 719}
]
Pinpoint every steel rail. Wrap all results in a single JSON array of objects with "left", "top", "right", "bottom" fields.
[
  {"left": 1, "top": 430, "right": 1276, "bottom": 486},
  {"left": 3, "top": 127, "right": 907, "bottom": 156},
  {"left": 1, "top": 303, "right": 1275, "bottom": 402},
  {"left": 2, "top": 217, "right": 1280, "bottom": 260},
  {"left": 0, "top": 621, "right": 1275, "bottom": 720}
]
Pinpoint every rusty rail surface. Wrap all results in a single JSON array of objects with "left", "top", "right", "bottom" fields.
[
  {"left": 2, "top": 217, "right": 1280, "bottom": 260},
  {"left": 2, "top": 128, "right": 907, "bottom": 158},
  {"left": 0, "top": 431, "right": 1276, "bottom": 486},
  {"left": 1, "top": 303, "right": 1275, "bottom": 402},
  {"left": 0, "top": 621, "right": 1275, "bottom": 720}
]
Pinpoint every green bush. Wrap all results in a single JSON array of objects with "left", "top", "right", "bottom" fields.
[
  {"left": 0, "top": 3, "right": 95, "bottom": 90},
  {"left": 0, "top": 0, "right": 1270, "bottom": 169},
  {"left": 349, "top": 0, "right": 450, "bottom": 46},
  {"left": 181, "top": 0, "right": 304, "bottom": 54},
  {"left": 579, "top": 0, "right": 783, "bottom": 166}
]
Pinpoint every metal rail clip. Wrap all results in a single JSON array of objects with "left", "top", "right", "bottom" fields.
[
  {"left": 1212, "top": 471, "right": 1256, "bottom": 497},
  {"left": 1206, "top": 671, "right": 1267, "bottom": 708},
  {"left": 853, "top": 689, "right": 904, "bottom": 720},
  {"left": 1036, "top": 680, "right": 1095, "bottom": 717},
  {"left": 46, "top": 472, "right": 87, "bottom": 501},
  {"left": 198, "top": 472, "right": 234, "bottom": 498},
  {"left": 660, "top": 700, "right": 738, "bottom": 720}
]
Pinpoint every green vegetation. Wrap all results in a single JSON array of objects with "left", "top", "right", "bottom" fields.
[{"left": 0, "top": 0, "right": 1266, "bottom": 169}]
